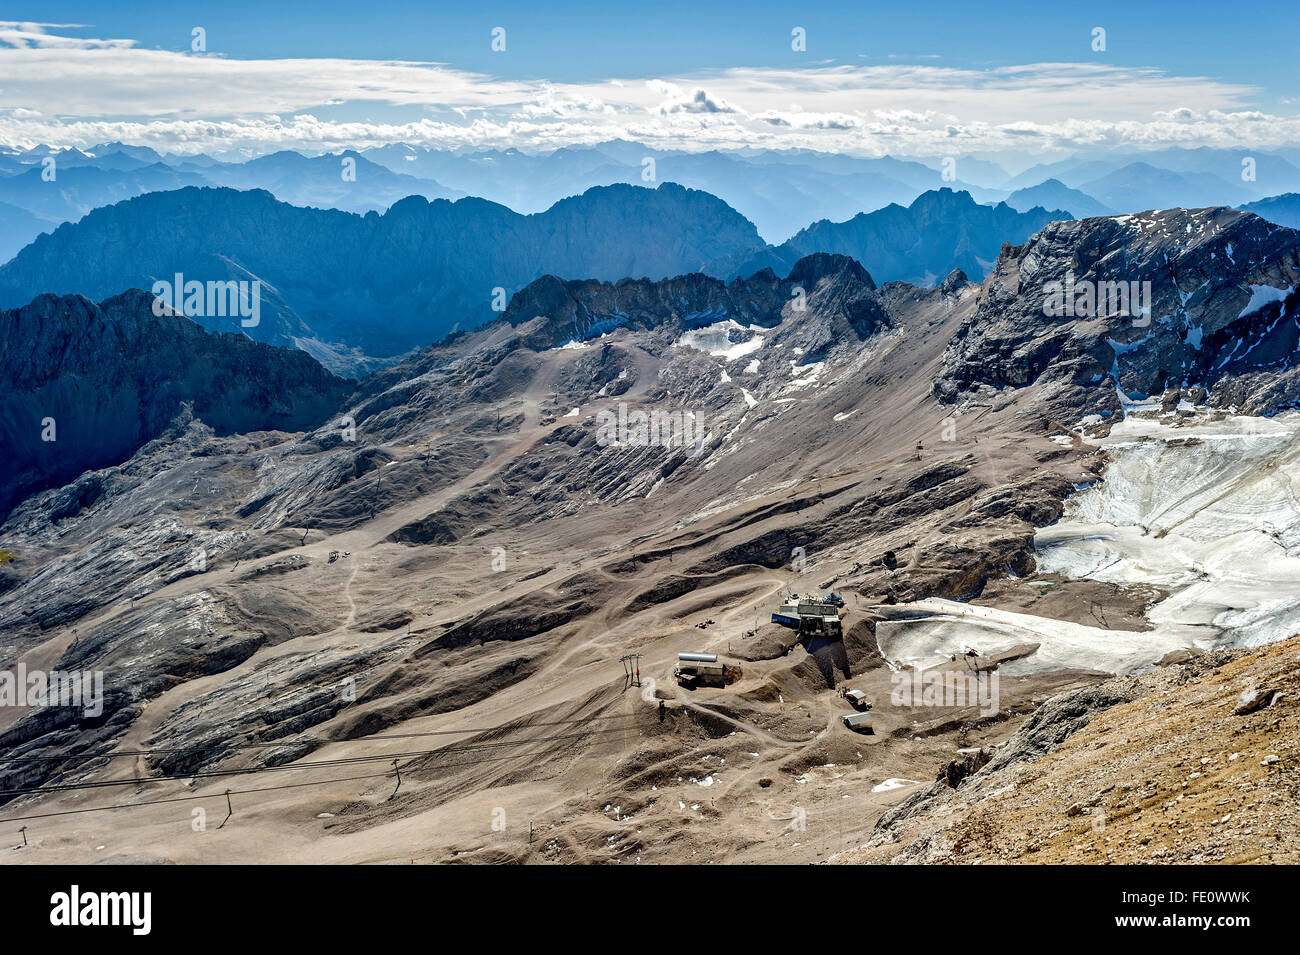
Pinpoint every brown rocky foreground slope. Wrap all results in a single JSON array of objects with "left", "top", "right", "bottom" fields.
[
  {"left": 0, "top": 257, "right": 1111, "bottom": 864},
  {"left": 843, "top": 636, "right": 1300, "bottom": 864}
]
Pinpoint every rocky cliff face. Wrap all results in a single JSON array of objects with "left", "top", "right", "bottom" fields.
[
  {"left": 0, "top": 289, "right": 350, "bottom": 518},
  {"left": 934, "top": 208, "right": 1300, "bottom": 421}
]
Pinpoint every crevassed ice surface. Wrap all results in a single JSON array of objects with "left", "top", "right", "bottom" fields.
[
  {"left": 1037, "top": 411, "right": 1300, "bottom": 652},
  {"left": 876, "top": 411, "right": 1300, "bottom": 675}
]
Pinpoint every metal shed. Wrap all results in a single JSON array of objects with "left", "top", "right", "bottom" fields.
[{"left": 841, "top": 711, "right": 874, "bottom": 733}]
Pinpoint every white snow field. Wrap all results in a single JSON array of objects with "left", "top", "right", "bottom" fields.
[
  {"left": 873, "top": 598, "right": 1193, "bottom": 676},
  {"left": 876, "top": 410, "right": 1300, "bottom": 675},
  {"left": 674, "top": 320, "right": 764, "bottom": 361}
]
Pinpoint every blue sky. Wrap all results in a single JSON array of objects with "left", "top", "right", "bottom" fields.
[
  {"left": 29, "top": 0, "right": 1295, "bottom": 95},
  {"left": 1, "top": 2, "right": 1296, "bottom": 160}
]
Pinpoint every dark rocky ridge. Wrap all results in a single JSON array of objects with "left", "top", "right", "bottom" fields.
[{"left": 501, "top": 252, "right": 884, "bottom": 354}]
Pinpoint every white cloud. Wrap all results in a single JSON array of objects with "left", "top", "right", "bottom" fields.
[
  {"left": 0, "top": 22, "right": 1295, "bottom": 159},
  {"left": 647, "top": 81, "right": 738, "bottom": 115},
  {"left": 0, "top": 21, "right": 132, "bottom": 50}
]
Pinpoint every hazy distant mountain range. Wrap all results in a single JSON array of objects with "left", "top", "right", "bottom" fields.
[
  {"left": 344, "top": 143, "right": 1300, "bottom": 236},
  {"left": 5, "top": 141, "right": 1300, "bottom": 253},
  {"left": 356, "top": 142, "right": 1006, "bottom": 242},
  {"left": 0, "top": 144, "right": 462, "bottom": 255},
  {"left": 0, "top": 201, "right": 46, "bottom": 263},
  {"left": 0, "top": 183, "right": 769, "bottom": 371},
  {"left": 1005, "top": 179, "right": 1113, "bottom": 219}
]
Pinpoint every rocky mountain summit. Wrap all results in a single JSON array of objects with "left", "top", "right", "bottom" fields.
[
  {"left": 935, "top": 207, "right": 1300, "bottom": 420},
  {"left": 501, "top": 252, "right": 885, "bottom": 353}
]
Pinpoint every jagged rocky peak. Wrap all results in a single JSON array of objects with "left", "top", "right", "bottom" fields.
[
  {"left": 777, "top": 254, "right": 889, "bottom": 359},
  {"left": 785, "top": 251, "right": 875, "bottom": 290},
  {"left": 938, "top": 268, "right": 970, "bottom": 295},
  {"left": 934, "top": 206, "right": 1300, "bottom": 419},
  {"left": 0, "top": 288, "right": 351, "bottom": 518},
  {"left": 502, "top": 271, "right": 746, "bottom": 349}
]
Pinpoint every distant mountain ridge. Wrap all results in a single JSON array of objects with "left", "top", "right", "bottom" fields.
[
  {"left": 1005, "top": 179, "right": 1112, "bottom": 219},
  {"left": 0, "top": 182, "right": 769, "bottom": 371},
  {"left": 0, "top": 201, "right": 47, "bottom": 263},
  {"left": 1241, "top": 193, "right": 1300, "bottom": 229},
  {"left": 0, "top": 182, "right": 1076, "bottom": 372},
  {"left": 0, "top": 141, "right": 1013, "bottom": 248},
  {"left": 719, "top": 189, "right": 1069, "bottom": 285},
  {"left": 355, "top": 142, "right": 1002, "bottom": 242},
  {"left": 1002, "top": 148, "right": 1300, "bottom": 198},
  {"left": 0, "top": 147, "right": 462, "bottom": 256},
  {"left": 7, "top": 141, "right": 1300, "bottom": 259}
]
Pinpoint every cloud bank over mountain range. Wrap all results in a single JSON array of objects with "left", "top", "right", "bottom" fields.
[{"left": 2, "top": 20, "right": 1298, "bottom": 162}]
